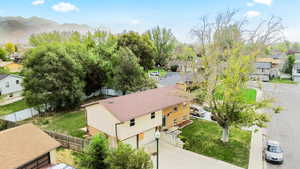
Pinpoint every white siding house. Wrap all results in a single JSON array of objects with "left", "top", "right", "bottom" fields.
[
  {"left": 292, "top": 60, "right": 300, "bottom": 82},
  {"left": 0, "top": 74, "right": 23, "bottom": 98},
  {"left": 251, "top": 62, "right": 272, "bottom": 82}
]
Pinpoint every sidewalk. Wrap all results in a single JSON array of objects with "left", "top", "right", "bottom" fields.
[
  {"left": 248, "top": 129, "right": 266, "bottom": 169},
  {"left": 248, "top": 87, "right": 266, "bottom": 169}
]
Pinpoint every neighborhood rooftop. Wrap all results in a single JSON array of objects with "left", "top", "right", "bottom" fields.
[
  {"left": 0, "top": 123, "right": 61, "bottom": 169},
  {"left": 83, "top": 85, "right": 190, "bottom": 122}
]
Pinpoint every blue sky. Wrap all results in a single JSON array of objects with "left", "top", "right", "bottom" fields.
[{"left": 1, "top": 0, "right": 299, "bottom": 42}]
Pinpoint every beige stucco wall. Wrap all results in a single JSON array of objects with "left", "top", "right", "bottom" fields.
[
  {"left": 117, "top": 111, "right": 162, "bottom": 141},
  {"left": 162, "top": 103, "right": 190, "bottom": 129},
  {"left": 50, "top": 149, "right": 57, "bottom": 164},
  {"left": 86, "top": 104, "right": 120, "bottom": 137}
]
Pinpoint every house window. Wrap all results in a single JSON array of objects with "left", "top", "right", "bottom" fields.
[
  {"left": 173, "top": 106, "right": 178, "bottom": 112},
  {"left": 151, "top": 112, "right": 155, "bottom": 119},
  {"left": 5, "top": 82, "right": 9, "bottom": 88},
  {"left": 173, "top": 118, "right": 177, "bottom": 126},
  {"left": 130, "top": 119, "right": 135, "bottom": 127},
  {"left": 16, "top": 80, "right": 19, "bottom": 84}
]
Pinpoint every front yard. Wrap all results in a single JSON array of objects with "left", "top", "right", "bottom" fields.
[
  {"left": 180, "top": 119, "right": 251, "bottom": 168},
  {"left": 270, "top": 78, "right": 297, "bottom": 84},
  {"left": 0, "top": 99, "right": 29, "bottom": 116}
]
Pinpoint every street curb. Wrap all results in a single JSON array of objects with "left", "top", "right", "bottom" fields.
[{"left": 248, "top": 87, "right": 265, "bottom": 169}]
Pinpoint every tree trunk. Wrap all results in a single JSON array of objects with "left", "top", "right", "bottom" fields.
[{"left": 221, "top": 126, "right": 229, "bottom": 143}]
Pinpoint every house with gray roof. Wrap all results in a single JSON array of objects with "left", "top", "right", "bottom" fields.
[{"left": 251, "top": 61, "right": 272, "bottom": 82}]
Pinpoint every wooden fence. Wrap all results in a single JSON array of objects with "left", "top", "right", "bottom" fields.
[{"left": 43, "top": 130, "right": 90, "bottom": 152}]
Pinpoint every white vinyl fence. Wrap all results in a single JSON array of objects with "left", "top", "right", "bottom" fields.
[{"left": 0, "top": 108, "right": 40, "bottom": 122}]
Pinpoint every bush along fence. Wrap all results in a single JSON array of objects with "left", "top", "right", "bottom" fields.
[
  {"left": 0, "top": 119, "right": 18, "bottom": 131},
  {"left": 43, "top": 130, "right": 90, "bottom": 152}
]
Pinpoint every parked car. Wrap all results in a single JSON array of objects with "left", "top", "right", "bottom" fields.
[
  {"left": 150, "top": 72, "right": 160, "bottom": 76},
  {"left": 265, "top": 140, "right": 284, "bottom": 164}
]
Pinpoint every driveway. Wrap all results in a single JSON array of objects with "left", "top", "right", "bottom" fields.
[
  {"left": 260, "top": 83, "right": 300, "bottom": 169},
  {"left": 151, "top": 141, "right": 243, "bottom": 169}
]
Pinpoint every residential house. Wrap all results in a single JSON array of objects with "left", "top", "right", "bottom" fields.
[
  {"left": 0, "top": 74, "right": 23, "bottom": 99},
  {"left": 83, "top": 84, "right": 191, "bottom": 149},
  {"left": 0, "top": 61, "right": 23, "bottom": 72},
  {"left": 252, "top": 61, "right": 272, "bottom": 81},
  {"left": 167, "top": 59, "right": 202, "bottom": 72},
  {"left": 251, "top": 57, "right": 284, "bottom": 81},
  {"left": 292, "top": 60, "right": 300, "bottom": 82},
  {"left": 0, "top": 124, "right": 61, "bottom": 169}
]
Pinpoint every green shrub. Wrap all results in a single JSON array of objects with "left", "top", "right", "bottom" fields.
[{"left": 170, "top": 64, "right": 178, "bottom": 72}]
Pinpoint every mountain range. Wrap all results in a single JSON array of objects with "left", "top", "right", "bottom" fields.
[{"left": 0, "top": 16, "right": 92, "bottom": 44}]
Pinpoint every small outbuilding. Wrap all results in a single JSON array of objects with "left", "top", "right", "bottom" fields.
[{"left": 0, "top": 123, "right": 61, "bottom": 169}]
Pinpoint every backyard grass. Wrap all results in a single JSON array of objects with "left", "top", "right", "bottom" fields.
[
  {"left": 56, "top": 148, "right": 79, "bottom": 168},
  {"left": 0, "top": 99, "right": 29, "bottom": 116},
  {"left": 180, "top": 119, "right": 252, "bottom": 168},
  {"left": 22, "top": 110, "right": 86, "bottom": 138},
  {"left": 270, "top": 78, "right": 297, "bottom": 84},
  {"left": 148, "top": 69, "right": 167, "bottom": 77}
]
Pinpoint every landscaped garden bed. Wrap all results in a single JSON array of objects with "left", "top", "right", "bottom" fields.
[{"left": 180, "top": 119, "right": 251, "bottom": 168}]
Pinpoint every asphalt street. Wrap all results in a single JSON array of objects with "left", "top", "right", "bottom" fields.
[{"left": 260, "top": 83, "right": 300, "bottom": 169}]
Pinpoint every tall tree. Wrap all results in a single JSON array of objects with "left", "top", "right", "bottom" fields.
[
  {"left": 112, "top": 48, "right": 155, "bottom": 95},
  {"left": 283, "top": 54, "right": 295, "bottom": 77},
  {"left": 4, "top": 43, "right": 16, "bottom": 55},
  {"left": 191, "top": 10, "right": 283, "bottom": 142},
  {"left": 0, "top": 47, "right": 8, "bottom": 61},
  {"left": 105, "top": 143, "right": 153, "bottom": 169},
  {"left": 117, "top": 31, "right": 155, "bottom": 70},
  {"left": 23, "top": 43, "right": 84, "bottom": 111},
  {"left": 146, "top": 26, "right": 176, "bottom": 66},
  {"left": 76, "top": 134, "right": 109, "bottom": 169}
]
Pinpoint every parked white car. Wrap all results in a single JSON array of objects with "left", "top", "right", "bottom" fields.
[{"left": 265, "top": 140, "right": 284, "bottom": 164}]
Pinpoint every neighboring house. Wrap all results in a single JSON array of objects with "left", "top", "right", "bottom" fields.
[
  {"left": 0, "top": 61, "right": 23, "bottom": 72},
  {"left": 167, "top": 59, "right": 202, "bottom": 72},
  {"left": 0, "top": 74, "right": 23, "bottom": 99},
  {"left": 292, "top": 60, "right": 300, "bottom": 82},
  {"left": 0, "top": 123, "right": 61, "bottom": 169},
  {"left": 251, "top": 61, "right": 272, "bottom": 81},
  {"left": 83, "top": 84, "right": 191, "bottom": 149},
  {"left": 251, "top": 57, "right": 284, "bottom": 81}
]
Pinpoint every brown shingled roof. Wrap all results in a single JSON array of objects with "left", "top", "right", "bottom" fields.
[
  {"left": 0, "top": 124, "right": 61, "bottom": 169},
  {"left": 86, "top": 85, "right": 190, "bottom": 122}
]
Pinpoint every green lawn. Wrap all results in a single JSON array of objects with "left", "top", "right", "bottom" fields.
[
  {"left": 148, "top": 69, "right": 167, "bottom": 77},
  {"left": 270, "top": 78, "right": 297, "bottom": 84},
  {"left": 242, "top": 88, "right": 257, "bottom": 103},
  {"left": 180, "top": 119, "right": 251, "bottom": 168},
  {"left": 23, "top": 110, "right": 86, "bottom": 138},
  {"left": 0, "top": 100, "right": 29, "bottom": 116}
]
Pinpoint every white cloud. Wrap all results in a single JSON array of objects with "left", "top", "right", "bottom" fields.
[
  {"left": 130, "top": 19, "right": 141, "bottom": 25},
  {"left": 247, "top": 2, "right": 255, "bottom": 7},
  {"left": 52, "top": 2, "right": 79, "bottom": 12},
  {"left": 253, "top": 0, "right": 272, "bottom": 6},
  {"left": 32, "top": 0, "right": 45, "bottom": 5},
  {"left": 245, "top": 10, "right": 261, "bottom": 17}
]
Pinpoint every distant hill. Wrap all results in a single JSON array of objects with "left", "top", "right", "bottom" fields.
[{"left": 0, "top": 16, "right": 93, "bottom": 44}]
